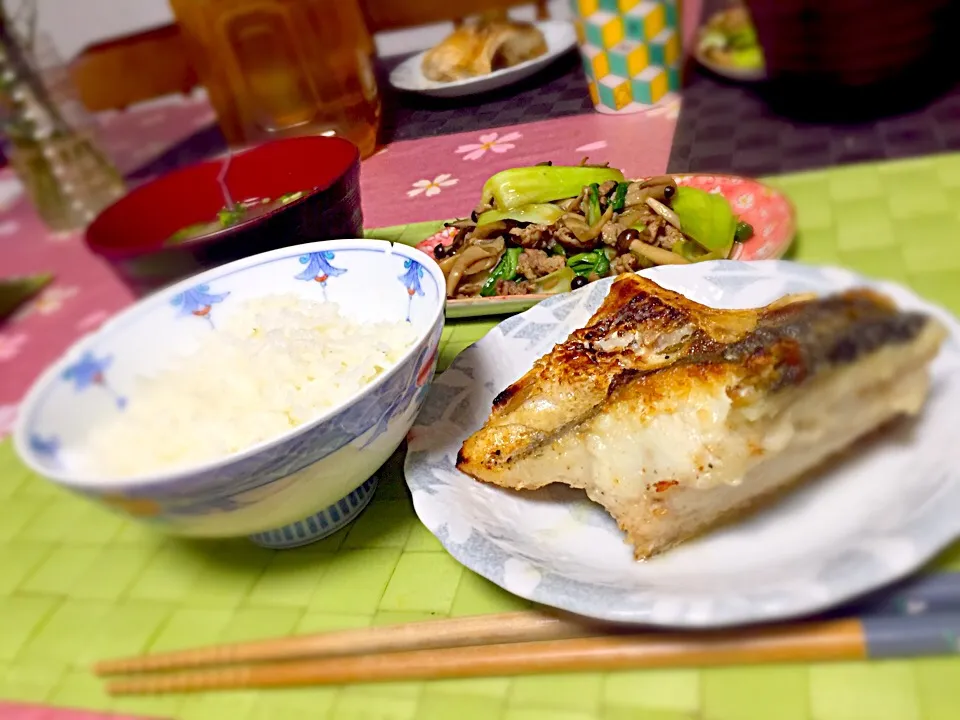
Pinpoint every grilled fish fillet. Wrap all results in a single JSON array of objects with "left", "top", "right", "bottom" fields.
[{"left": 457, "top": 274, "right": 947, "bottom": 559}]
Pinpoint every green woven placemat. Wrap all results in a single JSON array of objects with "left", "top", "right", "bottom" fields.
[{"left": 5, "top": 155, "right": 960, "bottom": 718}]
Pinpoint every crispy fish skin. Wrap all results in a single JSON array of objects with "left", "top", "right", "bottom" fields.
[{"left": 457, "top": 274, "right": 947, "bottom": 559}]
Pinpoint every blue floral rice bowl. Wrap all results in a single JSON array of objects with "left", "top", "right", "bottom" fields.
[{"left": 14, "top": 240, "right": 446, "bottom": 549}]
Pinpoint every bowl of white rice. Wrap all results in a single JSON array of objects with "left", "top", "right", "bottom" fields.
[{"left": 14, "top": 239, "right": 446, "bottom": 548}]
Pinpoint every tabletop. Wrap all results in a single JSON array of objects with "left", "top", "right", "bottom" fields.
[{"left": 4, "top": 8, "right": 960, "bottom": 720}]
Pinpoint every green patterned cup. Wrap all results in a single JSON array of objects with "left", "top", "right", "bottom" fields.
[{"left": 572, "top": 0, "right": 682, "bottom": 113}]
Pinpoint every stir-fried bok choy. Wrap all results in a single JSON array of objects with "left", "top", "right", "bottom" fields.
[{"left": 432, "top": 161, "right": 753, "bottom": 299}]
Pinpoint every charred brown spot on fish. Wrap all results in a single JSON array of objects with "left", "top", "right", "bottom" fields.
[
  {"left": 606, "top": 369, "right": 641, "bottom": 397},
  {"left": 581, "top": 289, "right": 691, "bottom": 343},
  {"left": 492, "top": 385, "right": 521, "bottom": 410},
  {"left": 652, "top": 480, "right": 679, "bottom": 493}
]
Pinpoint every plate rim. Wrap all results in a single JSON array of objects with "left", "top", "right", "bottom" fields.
[
  {"left": 388, "top": 20, "right": 578, "bottom": 96},
  {"left": 404, "top": 259, "right": 960, "bottom": 627}
]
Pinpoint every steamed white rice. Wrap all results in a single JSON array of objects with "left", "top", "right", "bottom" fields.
[{"left": 85, "top": 294, "right": 417, "bottom": 477}]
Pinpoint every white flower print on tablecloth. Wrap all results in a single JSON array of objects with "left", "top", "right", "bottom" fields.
[
  {"left": 14, "top": 285, "right": 79, "bottom": 319},
  {"left": 0, "top": 332, "right": 26, "bottom": 362},
  {"left": 575, "top": 141, "right": 608, "bottom": 153},
  {"left": 0, "top": 403, "right": 16, "bottom": 438},
  {"left": 408, "top": 174, "right": 458, "bottom": 198},
  {"left": 77, "top": 309, "right": 110, "bottom": 332},
  {"left": 46, "top": 230, "right": 78, "bottom": 243},
  {"left": 455, "top": 131, "right": 522, "bottom": 161},
  {"left": 0, "top": 175, "right": 23, "bottom": 212}
]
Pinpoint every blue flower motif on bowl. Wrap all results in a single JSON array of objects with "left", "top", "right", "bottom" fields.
[
  {"left": 97, "top": 478, "right": 277, "bottom": 519},
  {"left": 399, "top": 258, "right": 425, "bottom": 321},
  {"left": 249, "top": 476, "right": 379, "bottom": 549},
  {"left": 296, "top": 251, "right": 346, "bottom": 299},
  {"left": 171, "top": 284, "right": 229, "bottom": 326},
  {"left": 29, "top": 433, "right": 60, "bottom": 460},
  {"left": 62, "top": 351, "right": 126, "bottom": 408},
  {"left": 358, "top": 338, "right": 439, "bottom": 449}
]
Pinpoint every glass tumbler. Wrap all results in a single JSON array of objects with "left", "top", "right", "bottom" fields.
[{"left": 169, "top": 0, "right": 381, "bottom": 158}]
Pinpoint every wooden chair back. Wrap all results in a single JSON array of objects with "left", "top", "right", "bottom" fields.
[
  {"left": 360, "top": 0, "right": 549, "bottom": 31},
  {"left": 70, "top": 25, "right": 199, "bottom": 112}
]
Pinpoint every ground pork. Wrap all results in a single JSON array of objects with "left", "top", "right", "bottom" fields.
[
  {"left": 597, "top": 180, "right": 618, "bottom": 207},
  {"left": 495, "top": 279, "right": 533, "bottom": 295},
  {"left": 455, "top": 280, "right": 486, "bottom": 298},
  {"left": 509, "top": 224, "right": 552, "bottom": 249},
  {"left": 552, "top": 220, "right": 605, "bottom": 252},
  {"left": 610, "top": 252, "right": 641, "bottom": 275},
  {"left": 517, "top": 249, "right": 565, "bottom": 280},
  {"left": 645, "top": 217, "right": 665, "bottom": 246},
  {"left": 658, "top": 224, "right": 685, "bottom": 250},
  {"left": 600, "top": 220, "right": 626, "bottom": 247}
]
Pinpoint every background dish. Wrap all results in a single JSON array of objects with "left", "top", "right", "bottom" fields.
[
  {"left": 389, "top": 21, "right": 578, "bottom": 99},
  {"left": 404, "top": 260, "right": 960, "bottom": 627},
  {"left": 694, "top": 5, "right": 767, "bottom": 83},
  {"left": 694, "top": 45, "right": 766, "bottom": 82},
  {"left": 15, "top": 240, "right": 445, "bottom": 549},
  {"left": 410, "top": 174, "right": 796, "bottom": 317}
]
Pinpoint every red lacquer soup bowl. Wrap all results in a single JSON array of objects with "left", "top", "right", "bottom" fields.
[{"left": 86, "top": 135, "right": 362, "bottom": 296}]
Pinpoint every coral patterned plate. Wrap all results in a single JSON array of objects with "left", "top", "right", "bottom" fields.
[{"left": 412, "top": 174, "right": 796, "bottom": 318}]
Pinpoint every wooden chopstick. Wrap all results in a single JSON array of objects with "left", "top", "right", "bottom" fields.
[
  {"left": 95, "top": 610, "right": 603, "bottom": 676},
  {"left": 105, "top": 617, "right": 866, "bottom": 695}
]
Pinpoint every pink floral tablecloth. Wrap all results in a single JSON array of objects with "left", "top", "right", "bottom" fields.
[{"left": 0, "top": 94, "right": 680, "bottom": 438}]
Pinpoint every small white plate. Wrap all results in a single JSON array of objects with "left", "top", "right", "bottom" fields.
[
  {"left": 389, "top": 20, "right": 578, "bottom": 99},
  {"left": 404, "top": 261, "right": 960, "bottom": 627}
]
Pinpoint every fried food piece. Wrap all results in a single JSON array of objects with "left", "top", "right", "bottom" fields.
[{"left": 422, "top": 15, "right": 548, "bottom": 82}]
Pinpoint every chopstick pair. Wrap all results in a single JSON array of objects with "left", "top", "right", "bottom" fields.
[{"left": 96, "top": 571, "right": 960, "bottom": 696}]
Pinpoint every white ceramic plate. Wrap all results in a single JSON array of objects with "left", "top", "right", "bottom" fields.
[
  {"left": 404, "top": 260, "right": 960, "bottom": 627},
  {"left": 389, "top": 20, "right": 578, "bottom": 99}
]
